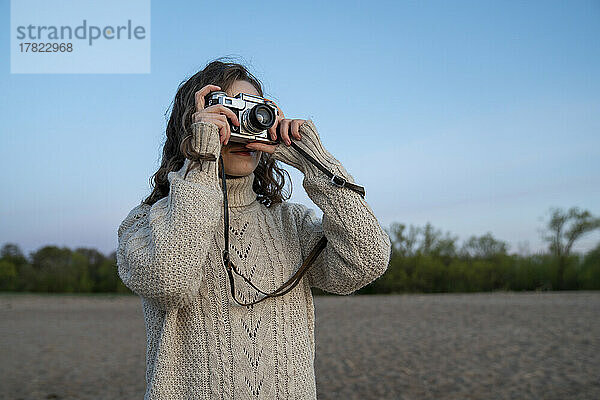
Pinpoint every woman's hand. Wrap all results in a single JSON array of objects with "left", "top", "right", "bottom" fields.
[
  {"left": 192, "top": 84, "right": 240, "bottom": 145},
  {"left": 245, "top": 103, "right": 305, "bottom": 154}
]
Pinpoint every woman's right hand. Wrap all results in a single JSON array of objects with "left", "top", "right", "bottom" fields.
[{"left": 192, "top": 84, "right": 240, "bottom": 145}]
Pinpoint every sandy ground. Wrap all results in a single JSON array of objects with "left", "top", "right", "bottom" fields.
[{"left": 0, "top": 291, "right": 598, "bottom": 400}]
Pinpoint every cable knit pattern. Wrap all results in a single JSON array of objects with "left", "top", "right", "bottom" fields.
[{"left": 117, "top": 120, "right": 392, "bottom": 399}]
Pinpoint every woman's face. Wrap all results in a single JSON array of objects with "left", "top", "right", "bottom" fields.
[{"left": 220, "top": 80, "right": 262, "bottom": 177}]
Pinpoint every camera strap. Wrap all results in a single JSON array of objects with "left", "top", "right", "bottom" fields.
[
  {"left": 288, "top": 141, "right": 366, "bottom": 197},
  {"left": 218, "top": 144, "right": 365, "bottom": 307}
]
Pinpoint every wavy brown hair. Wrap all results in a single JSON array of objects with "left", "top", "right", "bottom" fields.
[{"left": 143, "top": 57, "right": 291, "bottom": 207}]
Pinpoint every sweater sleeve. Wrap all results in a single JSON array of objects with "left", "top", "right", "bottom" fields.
[
  {"left": 116, "top": 121, "right": 224, "bottom": 311},
  {"left": 271, "top": 120, "right": 392, "bottom": 295}
]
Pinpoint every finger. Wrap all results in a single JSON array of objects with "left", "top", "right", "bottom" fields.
[
  {"left": 225, "top": 114, "right": 231, "bottom": 145},
  {"left": 204, "top": 114, "right": 224, "bottom": 126},
  {"left": 245, "top": 142, "right": 276, "bottom": 154},
  {"left": 200, "top": 114, "right": 228, "bottom": 145},
  {"left": 195, "top": 84, "right": 222, "bottom": 111},
  {"left": 268, "top": 114, "right": 282, "bottom": 141},
  {"left": 268, "top": 103, "right": 284, "bottom": 140},
  {"left": 275, "top": 103, "right": 285, "bottom": 119},
  {"left": 209, "top": 113, "right": 230, "bottom": 145},
  {"left": 290, "top": 119, "right": 304, "bottom": 140},
  {"left": 206, "top": 118, "right": 226, "bottom": 144},
  {"left": 192, "top": 110, "right": 207, "bottom": 123},
  {"left": 205, "top": 104, "right": 240, "bottom": 126},
  {"left": 280, "top": 119, "right": 291, "bottom": 146},
  {"left": 214, "top": 119, "right": 228, "bottom": 145}
]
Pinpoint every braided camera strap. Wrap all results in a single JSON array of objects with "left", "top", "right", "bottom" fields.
[{"left": 218, "top": 144, "right": 365, "bottom": 307}]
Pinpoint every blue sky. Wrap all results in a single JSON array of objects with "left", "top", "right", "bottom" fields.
[{"left": 1, "top": 0, "right": 599, "bottom": 257}]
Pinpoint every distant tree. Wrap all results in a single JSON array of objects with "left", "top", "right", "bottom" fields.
[
  {"left": 386, "top": 223, "right": 419, "bottom": 257},
  {"left": 75, "top": 247, "right": 107, "bottom": 292},
  {"left": 541, "top": 207, "right": 600, "bottom": 290},
  {"left": 71, "top": 251, "right": 93, "bottom": 292},
  {"left": 580, "top": 243, "right": 600, "bottom": 290},
  {"left": 30, "top": 246, "right": 71, "bottom": 270},
  {"left": 1, "top": 243, "right": 29, "bottom": 291},
  {"left": 1, "top": 243, "right": 27, "bottom": 265},
  {"left": 418, "top": 223, "right": 458, "bottom": 261},
  {"left": 0, "top": 259, "right": 17, "bottom": 290},
  {"left": 460, "top": 232, "right": 508, "bottom": 259},
  {"left": 386, "top": 222, "right": 458, "bottom": 260},
  {"left": 30, "top": 246, "right": 76, "bottom": 292}
]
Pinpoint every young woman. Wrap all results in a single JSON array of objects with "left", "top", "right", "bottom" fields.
[{"left": 117, "top": 59, "right": 391, "bottom": 399}]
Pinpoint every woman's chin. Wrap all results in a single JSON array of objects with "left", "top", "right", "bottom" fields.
[{"left": 225, "top": 167, "right": 255, "bottom": 177}]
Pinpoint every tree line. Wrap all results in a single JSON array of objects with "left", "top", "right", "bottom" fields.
[{"left": 1, "top": 206, "right": 599, "bottom": 295}]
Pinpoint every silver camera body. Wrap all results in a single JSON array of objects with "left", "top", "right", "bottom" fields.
[{"left": 205, "top": 91, "right": 279, "bottom": 145}]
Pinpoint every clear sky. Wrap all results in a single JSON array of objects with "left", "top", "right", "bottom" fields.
[{"left": 1, "top": 0, "right": 599, "bottom": 257}]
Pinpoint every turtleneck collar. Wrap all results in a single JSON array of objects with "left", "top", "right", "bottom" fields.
[{"left": 218, "top": 172, "right": 258, "bottom": 208}]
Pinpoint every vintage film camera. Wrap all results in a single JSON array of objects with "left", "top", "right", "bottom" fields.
[{"left": 205, "top": 91, "right": 279, "bottom": 144}]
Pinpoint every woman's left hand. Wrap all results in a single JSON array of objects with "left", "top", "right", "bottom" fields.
[{"left": 244, "top": 103, "right": 305, "bottom": 154}]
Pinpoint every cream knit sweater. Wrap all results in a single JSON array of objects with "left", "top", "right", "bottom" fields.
[{"left": 117, "top": 120, "right": 392, "bottom": 399}]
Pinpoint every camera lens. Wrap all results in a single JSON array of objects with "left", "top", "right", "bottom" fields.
[{"left": 247, "top": 104, "right": 275, "bottom": 132}]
